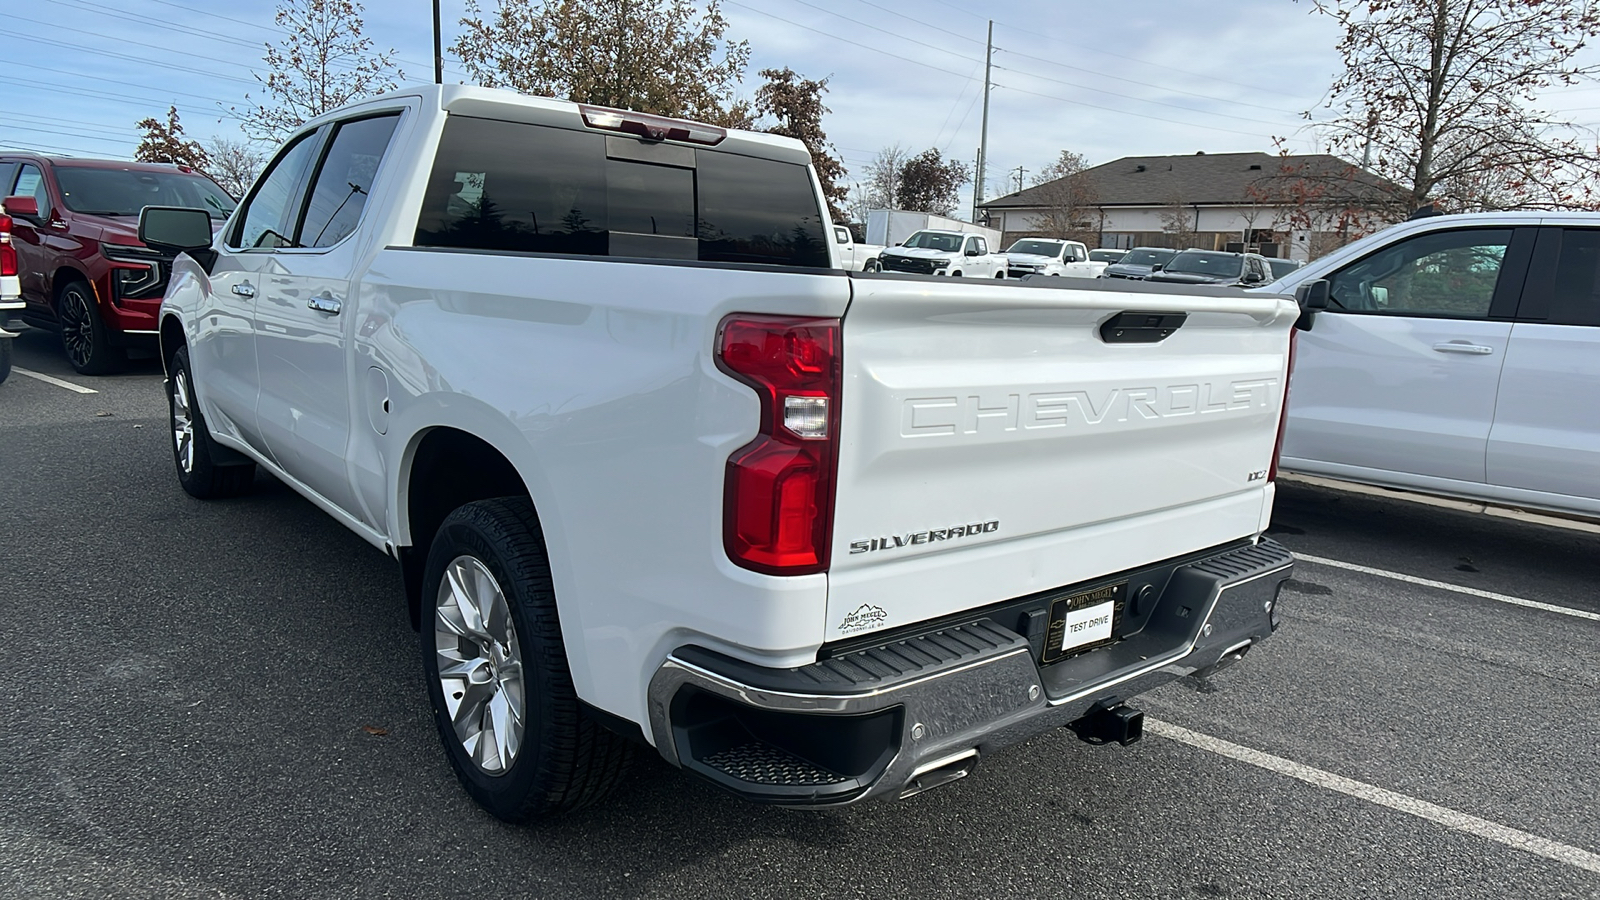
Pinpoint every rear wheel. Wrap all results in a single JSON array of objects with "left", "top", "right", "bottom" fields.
[
  {"left": 995, "top": 271, "right": 1006, "bottom": 279},
  {"left": 168, "top": 345, "right": 256, "bottom": 498},
  {"left": 863, "top": 259, "right": 881, "bottom": 273},
  {"left": 57, "top": 281, "right": 125, "bottom": 375},
  {"left": 421, "top": 497, "right": 634, "bottom": 822},
  {"left": 0, "top": 337, "right": 11, "bottom": 384}
]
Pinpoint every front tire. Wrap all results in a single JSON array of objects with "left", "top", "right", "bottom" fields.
[
  {"left": 168, "top": 345, "right": 256, "bottom": 498},
  {"left": 421, "top": 498, "right": 634, "bottom": 822},
  {"left": 57, "top": 281, "right": 126, "bottom": 375},
  {"left": 863, "top": 259, "right": 881, "bottom": 273},
  {"left": 995, "top": 270, "right": 1006, "bottom": 279}
]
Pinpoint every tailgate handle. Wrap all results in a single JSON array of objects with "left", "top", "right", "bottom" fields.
[{"left": 1100, "top": 310, "right": 1187, "bottom": 344}]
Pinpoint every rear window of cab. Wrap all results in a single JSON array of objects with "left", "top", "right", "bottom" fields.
[{"left": 414, "top": 116, "right": 830, "bottom": 269}]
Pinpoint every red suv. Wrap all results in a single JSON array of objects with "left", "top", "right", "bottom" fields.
[{"left": 0, "top": 155, "right": 235, "bottom": 374}]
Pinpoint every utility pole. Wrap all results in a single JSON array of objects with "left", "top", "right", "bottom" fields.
[
  {"left": 1011, "top": 165, "right": 1026, "bottom": 194},
  {"left": 433, "top": 0, "right": 443, "bottom": 85},
  {"left": 972, "top": 19, "right": 993, "bottom": 222}
]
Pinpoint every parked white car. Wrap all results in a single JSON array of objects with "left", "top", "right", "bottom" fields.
[
  {"left": 878, "top": 229, "right": 1007, "bottom": 277},
  {"left": 1003, "top": 238, "right": 1106, "bottom": 279},
  {"left": 831, "top": 224, "right": 884, "bottom": 272},
  {"left": 1089, "top": 248, "right": 1127, "bottom": 264},
  {"left": 141, "top": 83, "right": 1298, "bottom": 822},
  {"left": 1267, "top": 212, "right": 1600, "bottom": 519}
]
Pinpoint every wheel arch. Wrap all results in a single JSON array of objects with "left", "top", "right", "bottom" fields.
[
  {"left": 396, "top": 423, "right": 542, "bottom": 629},
  {"left": 51, "top": 266, "right": 94, "bottom": 307},
  {"left": 158, "top": 313, "right": 186, "bottom": 373}
]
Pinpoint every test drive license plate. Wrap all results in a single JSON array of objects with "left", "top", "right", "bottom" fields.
[{"left": 1042, "top": 581, "right": 1127, "bottom": 664}]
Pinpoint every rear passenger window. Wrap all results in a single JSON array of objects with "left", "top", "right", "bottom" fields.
[
  {"left": 415, "top": 116, "right": 829, "bottom": 269},
  {"left": 1536, "top": 229, "right": 1600, "bottom": 326}
]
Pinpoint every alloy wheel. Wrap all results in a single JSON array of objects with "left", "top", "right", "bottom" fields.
[
  {"left": 59, "top": 289, "right": 95, "bottom": 370},
  {"left": 171, "top": 370, "right": 195, "bottom": 473},
  {"left": 433, "top": 556, "right": 527, "bottom": 775}
]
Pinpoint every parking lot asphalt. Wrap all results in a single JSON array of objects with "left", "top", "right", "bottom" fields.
[{"left": 2, "top": 325, "right": 1598, "bottom": 900}]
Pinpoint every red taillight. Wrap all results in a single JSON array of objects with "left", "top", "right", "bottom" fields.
[
  {"left": 0, "top": 215, "right": 15, "bottom": 278},
  {"left": 717, "top": 315, "right": 842, "bottom": 575},
  {"left": 1268, "top": 328, "right": 1298, "bottom": 483}
]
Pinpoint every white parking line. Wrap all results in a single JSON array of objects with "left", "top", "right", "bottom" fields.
[
  {"left": 11, "top": 367, "right": 98, "bottom": 394},
  {"left": 1294, "top": 553, "right": 1600, "bottom": 623},
  {"left": 1148, "top": 719, "right": 1600, "bottom": 876}
]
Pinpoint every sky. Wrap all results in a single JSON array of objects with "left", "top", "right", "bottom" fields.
[{"left": 6, "top": 0, "right": 1600, "bottom": 219}]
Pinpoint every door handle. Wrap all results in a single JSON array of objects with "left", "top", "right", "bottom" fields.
[
  {"left": 231, "top": 282, "right": 256, "bottom": 299},
  {"left": 307, "top": 293, "right": 342, "bottom": 315},
  {"left": 1432, "top": 341, "right": 1494, "bottom": 355}
]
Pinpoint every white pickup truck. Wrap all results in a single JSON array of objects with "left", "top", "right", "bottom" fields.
[
  {"left": 878, "top": 228, "right": 1008, "bottom": 278},
  {"left": 832, "top": 224, "right": 884, "bottom": 272},
  {"left": 1003, "top": 238, "right": 1107, "bottom": 279},
  {"left": 141, "top": 84, "right": 1298, "bottom": 821}
]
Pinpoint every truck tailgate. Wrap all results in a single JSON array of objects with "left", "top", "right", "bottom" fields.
[{"left": 826, "top": 276, "right": 1297, "bottom": 641}]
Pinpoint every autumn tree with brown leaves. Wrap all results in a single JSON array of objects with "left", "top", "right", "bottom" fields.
[
  {"left": 135, "top": 107, "right": 209, "bottom": 170},
  {"left": 895, "top": 148, "right": 970, "bottom": 217},
  {"left": 235, "top": 0, "right": 402, "bottom": 143},
  {"left": 1311, "top": 0, "right": 1600, "bottom": 212},
  {"left": 204, "top": 137, "right": 266, "bottom": 199},
  {"left": 454, "top": 0, "right": 751, "bottom": 127},
  {"left": 754, "top": 67, "right": 847, "bottom": 223}
]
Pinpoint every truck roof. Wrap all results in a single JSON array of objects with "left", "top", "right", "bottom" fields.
[{"left": 314, "top": 84, "right": 813, "bottom": 168}]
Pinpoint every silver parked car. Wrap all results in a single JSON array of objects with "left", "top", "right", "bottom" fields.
[{"left": 1265, "top": 212, "right": 1600, "bottom": 519}]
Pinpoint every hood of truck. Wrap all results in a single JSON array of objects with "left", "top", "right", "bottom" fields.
[
  {"left": 1004, "top": 252, "right": 1059, "bottom": 266},
  {"left": 824, "top": 277, "right": 1296, "bottom": 642},
  {"left": 883, "top": 247, "right": 958, "bottom": 261}
]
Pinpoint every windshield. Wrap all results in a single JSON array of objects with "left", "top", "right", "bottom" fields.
[
  {"left": 55, "top": 167, "right": 236, "bottom": 218},
  {"left": 901, "top": 231, "right": 963, "bottom": 252},
  {"left": 1166, "top": 251, "right": 1243, "bottom": 277},
  {"left": 1120, "top": 248, "right": 1176, "bottom": 267},
  {"left": 1007, "top": 239, "right": 1063, "bottom": 257},
  {"left": 1267, "top": 258, "right": 1301, "bottom": 278},
  {"left": 1089, "top": 249, "right": 1125, "bottom": 262}
]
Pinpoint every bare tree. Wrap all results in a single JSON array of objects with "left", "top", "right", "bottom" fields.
[
  {"left": 860, "top": 144, "right": 909, "bottom": 213},
  {"left": 755, "top": 68, "right": 847, "bottom": 223},
  {"left": 895, "top": 148, "right": 970, "bottom": 216},
  {"left": 1310, "top": 0, "right": 1600, "bottom": 212},
  {"left": 134, "top": 107, "right": 209, "bottom": 169},
  {"left": 1024, "top": 150, "right": 1098, "bottom": 241},
  {"left": 1158, "top": 193, "right": 1197, "bottom": 248},
  {"left": 454, "top": 0, "right": 750, "bottom": 127},
  {"left": 235, "top": 0, "right": 402, "bottom": 144},
  {"left": 204, "top": 136, "right": 266, "bottom": 199}
]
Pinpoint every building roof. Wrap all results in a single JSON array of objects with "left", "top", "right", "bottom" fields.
[{"left": 980, "top": 151, "right": 1396, "bottom": 209}]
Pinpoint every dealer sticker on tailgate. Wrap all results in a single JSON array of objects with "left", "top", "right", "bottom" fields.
[{"left": 1042, "top": 582, "right": 1127, "bottom": 664}]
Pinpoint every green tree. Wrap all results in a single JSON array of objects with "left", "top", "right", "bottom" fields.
[
  {"left": 453, "top": 0, "right": 751, "bottom": 127},
  {"left": 1310, "top": 0, "right": 1600, "bottom": 211},
  {"left": 235, "top": 0, "right": 402, "bottom": 143},
  {"left": 755, "top": 67, "right": 847, "bottom": 223}
]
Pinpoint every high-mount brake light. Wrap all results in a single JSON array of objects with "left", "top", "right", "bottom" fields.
[
  {"left": 0, "top": 215, "right": 16, "bottom": 278},
  {"left": 579, "top": 104, "right": 727, "bottom": 146},
  {"left": 1268, "top": 329, "right": 1298, "bottom": 483},
  {"left": 717, "top": 315, "right": 842, "bottom": 575}
]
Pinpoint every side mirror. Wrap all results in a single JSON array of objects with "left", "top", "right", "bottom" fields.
[
  {"left": 3, "top": 196, "right": 39, "bottom": 220},
  {"left": 1294, "top": 279, "right": 1330, "bottom": 331},
  {"left": 139, "top": 206, "right": 217, "bottom": 271},
  {"left": 894, "top": 241, "right": 903, "bottom": 247},
  {"left": 1242, "top": 271, "right": 1264, "bottom": 285},
  {"left": 1151, "top": 263, "right": 1164, "bottom": 272},
  {"left": 965, "top": 247, "right": 981, "bottom": 257}
]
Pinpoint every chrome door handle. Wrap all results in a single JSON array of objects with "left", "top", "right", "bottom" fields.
[
  {"left": 231, "top": 282, "right": 256, "bottom": 299},
  {"left": 1432, "top": 341, "right": 1494, "bottom": 355},
  {"left": 307, "top": 293, "right": 342, "bottom": 315}
]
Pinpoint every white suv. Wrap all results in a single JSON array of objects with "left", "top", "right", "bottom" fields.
[{"left": 1268, "top": 212, "right": 1600, "bottom": 519}]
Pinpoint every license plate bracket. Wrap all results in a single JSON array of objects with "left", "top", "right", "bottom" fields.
[{"left": 1042, "top": 581, "right": 1127, "bottom": 664}]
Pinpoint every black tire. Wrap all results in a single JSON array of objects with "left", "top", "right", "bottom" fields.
[
  {"left": 168, "top": 345, "right": 256, "bottom": 499},
  {"left": 863, "top": 259, "right": 881, "bottom": 273},
  {"left": 0, "top": 338, "right": 11, "bottom": 385},
  {"left": 950, "top": 271, "right": 963, "bottom": 277},
  {"left": 994, "top": 271, "right": 1006, "bottom": 279},
  {"left": 421, "top": 497, "right": 634, "bottom": 822},
  {"left": 57, "top": 280, "right": 126, "bottom": 375}
]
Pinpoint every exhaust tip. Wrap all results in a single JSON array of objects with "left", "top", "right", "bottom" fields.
[{"left": 900, "top": 749, "right": 978, "bottom": 799}]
